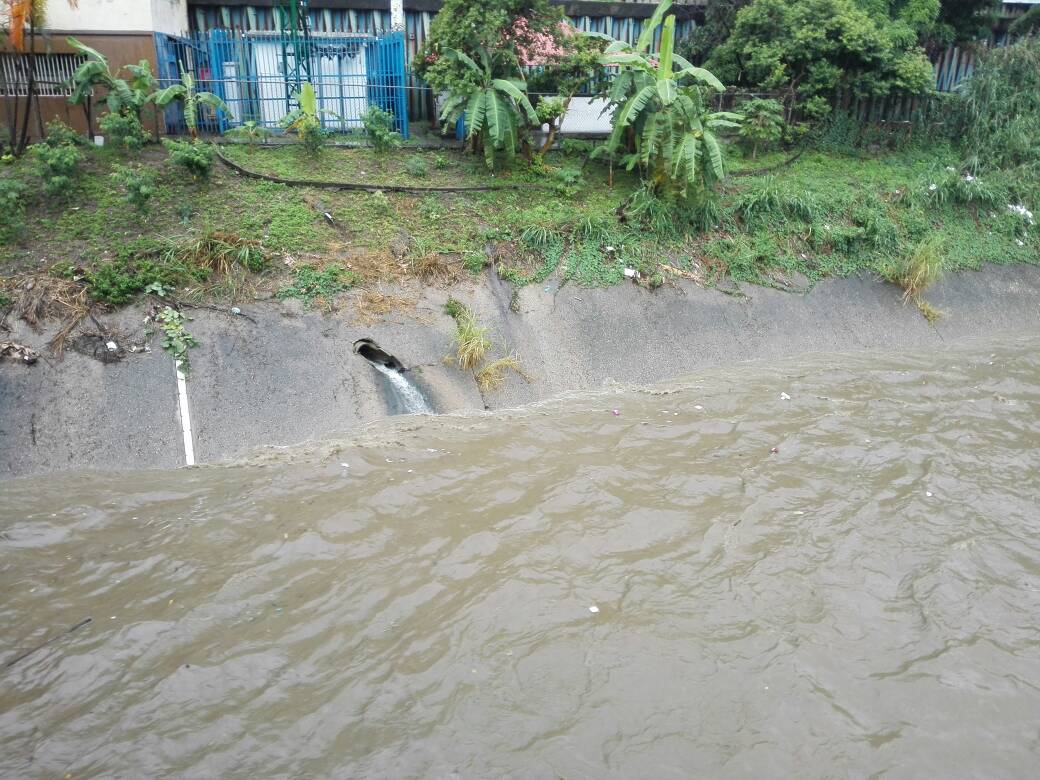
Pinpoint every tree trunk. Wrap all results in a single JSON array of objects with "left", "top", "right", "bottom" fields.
[
  {"left": 538, "top": 95, "right": 573, "bottom": 157},
  {"left": 16, "top": 19, "right": 38, "bottom": 154}
]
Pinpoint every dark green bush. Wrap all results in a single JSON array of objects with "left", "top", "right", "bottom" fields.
[
  {"left": 111, "top": 164, "right": 157, "bottom": 212},
  {"left": 361, "top": 105, "right": 402, "bottom": 154},
  {"left": 162, "top": 138, "right": 215, "bottom": 180},
  {"left": 31, "top": 142, "right": 83, "bottom": 197},
  {"left": 42, "top": 120, "right": 85, "bottom": 148},
  {"left": 99, "top": 112, "right": 149, "bottom": 150}
]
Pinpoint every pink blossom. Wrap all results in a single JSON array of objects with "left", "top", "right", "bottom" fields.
[{"left": 503, "top": 17, "right": 567, "bottom": 66}]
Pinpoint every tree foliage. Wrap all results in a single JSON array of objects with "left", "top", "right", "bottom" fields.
[
  {"left": 414, "top": 0, "right": 562, "bottom": 94},
  {"left": 707, "top": 0, "right": 936, "bottom": 116}
]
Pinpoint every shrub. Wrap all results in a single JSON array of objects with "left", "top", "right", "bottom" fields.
[
  {"left": 0, "top": 178, "right": 27, "bottom": 243},
  {"left": 32, "top": 142, "right": 83, "bottom": 197},
  {"left": 361, "top": 105, "right": 402, "bottom": 154},
  {"left": 162, "top": 138, "right": 215, "bottom": 180},
  {"left": 414, "top": 0, "right": 564, "bottom": 96},
  {"left": 708, "top": 0, "right": 935, "bottom": 116},
  {"left": 99, "top": 111, "right": 148, "bottom": 150},
  {"left": 42, "top": 120, "right": 85, "bottom": 147},
  {"left": 953, "top": 38, "right": 1040, "bottom": 173},
  {"left": 434, "top": 153, "right": 450, "bottom": 169},
  {"left": 111, "top": 164, "right": 157, "bottom": 211},
  {"left": 737, "top": 98, "right": 784, "bottom": 158},
  {"left": 405, "top": 155, "right": 428, "bottom": 178}
]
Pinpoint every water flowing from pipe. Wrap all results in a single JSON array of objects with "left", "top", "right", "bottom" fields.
[{"left": 371, "top": 362, "right": 433, "bottom": 414}]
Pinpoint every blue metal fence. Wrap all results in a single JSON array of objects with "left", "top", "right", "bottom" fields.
[{"left": 154, "top": 29, "right": 409, "bottom": 138}]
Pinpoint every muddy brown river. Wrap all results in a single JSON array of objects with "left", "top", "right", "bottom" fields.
[{"left": 2, "top": 338, "right": 1040, "bottom": 778}]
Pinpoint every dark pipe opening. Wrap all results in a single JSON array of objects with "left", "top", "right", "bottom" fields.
[{"left": 353, "top": 338, "right": 405, "bottom": 372}]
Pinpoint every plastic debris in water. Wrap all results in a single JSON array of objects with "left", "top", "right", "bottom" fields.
[
  {"left": 780, "top": 392, "right": 791, "bottom": 400},
  {"left": 612, "top": 409, "right": 620, "bottom": 416},
  {"left": 770, "top": 447, "right": 779, "bottom": 454},
  {"left": 588, "top": 605, "right": 599, "bottom": 613}
]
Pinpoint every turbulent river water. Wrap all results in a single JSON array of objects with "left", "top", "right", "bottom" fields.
[{"left": 2, "top": 337, "right": 1040, "bottom": 778}]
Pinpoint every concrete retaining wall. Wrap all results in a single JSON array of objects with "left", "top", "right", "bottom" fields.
[{"left": 2, "top": 263, "right": 1039, "bottom": 479}]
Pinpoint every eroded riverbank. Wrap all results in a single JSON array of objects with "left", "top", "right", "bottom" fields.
[{"left": 2, "top": 262, "right": 1040, "bottom": 478}]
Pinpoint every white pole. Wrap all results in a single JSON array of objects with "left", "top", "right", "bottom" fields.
[{"left": 390, "top": 0, "right": 404, "bottom": 31}]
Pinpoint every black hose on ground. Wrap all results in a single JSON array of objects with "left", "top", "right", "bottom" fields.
[{"left": 214, "top": 147, "right": 545, "bottom": 194}]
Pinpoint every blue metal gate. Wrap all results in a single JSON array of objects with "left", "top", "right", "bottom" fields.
[{"left": 154, "top": 29, "right": 409, "bottom": 138}]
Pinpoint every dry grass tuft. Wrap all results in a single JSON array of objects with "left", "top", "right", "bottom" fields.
[
  {"left": 411, "top": 250, "right": 461, "bottom": 285},
  {"left": 12, "top": 275, "right": 92, "bottom": 355},
  {"left": 475, "top": 352, "right": 525, "bottom": 393},
  {"left": 455, "top": 312, "right": 490, "bottom": 371},
  {"left": 350, "top": 288, "right": 417, "bottom": 325},
  {"left": 165, "top": 231, "right": 266, "bottom": 276},
  {"left": 444, "top": 298, "right": 491, "bottom": 371}
]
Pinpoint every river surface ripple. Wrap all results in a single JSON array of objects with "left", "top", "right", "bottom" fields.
[{"left": 2, "top": 338, "right": 1040, "bottom": 778}]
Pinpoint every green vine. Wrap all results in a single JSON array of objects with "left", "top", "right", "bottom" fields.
[{"left": 157, "top": 306, "right": 198, "bottom": 374}]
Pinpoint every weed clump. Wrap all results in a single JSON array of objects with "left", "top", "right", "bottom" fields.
[
  {"left": 405, "top": 155, "right": 428, "bottom": 178},
  {"left": 475, "top": 352, "right": 523, "bottom": 392},
  {"left": 111, "top": 164, "right": 157, "bottom": 212},
  {"left": 277, "top": 264, "right": 360, "bottom": 308},
  {"left": 443, "top": 297, "right": 490, "bottom": 370},
  {"left": 32, "top": 142, "right": 83, "bottom": 197},
  {"left": 361, "top": 105, "right": 402, "bottom": 155},
  {"left": 99, "top": 112, "right": 149, "bottom": 151},
  {"left": 883, "top": 234, "right": 945, "bottom": 322}
]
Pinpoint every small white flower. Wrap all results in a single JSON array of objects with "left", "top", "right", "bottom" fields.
[
  {"left": 945, "top": 166, "right": 956, "bottom": 172},
  {"left": 1016, "top": 239, "right": 1025, "bottom": 247},
  {"left": 963, "top": 173, "right": 975, "bottom": 182},
  {"left": 928, "top": 183, "right": 938, "bottom": 192}
]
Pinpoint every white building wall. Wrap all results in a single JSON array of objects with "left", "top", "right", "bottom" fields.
[
  {"left": 150, "top": 0, "right": 189, "bottom": 36},
  {"left": 43, "top": 0, "right": 187, "bottom": 34}
]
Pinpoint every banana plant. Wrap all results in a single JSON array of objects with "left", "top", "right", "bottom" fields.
[
  {"left": 151, "top": 68, "right": 231, "bottom": 139},
  {"left": 437, "top": 47, "right": 538, "bottom": 169},
  {"left": 280, "top": 82, "right": 342, "bottom": 155},
  {"left": 596, "top": 8, "right": 741, "bottom": 196},
  {"left": 67, "top": 37, "right": 140, "bottom": 116}
]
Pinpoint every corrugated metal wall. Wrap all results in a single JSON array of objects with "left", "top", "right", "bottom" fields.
[{"left": 186, "top": 5, "right": 694, "bottom": 120}]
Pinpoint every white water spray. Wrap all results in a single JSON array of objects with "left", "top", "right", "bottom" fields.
[{"left": 372, "top": 362, "right": 433, "bottom": 414}]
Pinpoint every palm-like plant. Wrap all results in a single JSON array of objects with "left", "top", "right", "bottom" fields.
[
  {"left": 597, "top": 5, "right": 740, "bottom": 197},
  {"left": 66, "top": 38, "right": 152, "bottom": 117},
  {"left": 280, "top": 82, "right": 342, "bottom": 155},
  {"left": 151, "top": 68, "right": 231, "bottom": 139},
  {"left": 438, "top": 47, "right": 538, "bottom": 169}
]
